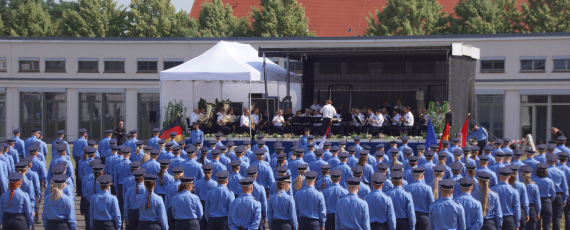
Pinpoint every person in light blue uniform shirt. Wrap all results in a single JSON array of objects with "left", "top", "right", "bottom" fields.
[
  {"left": 11, "top": 129, "right": 26, "bottom": 159},
  {"left": 228, "top": 177, "right": 262, "bottom": 230},
  {"left": 523, "top": 148, "right": 539, "bottom": 176},
  {"left": 269, "top": 165, "right": 293, "bottom": 197},
  {"left": 250, "top": 149, "right": 275, "bottom": 194},
  {"left": 249, "top": 140, "right": 271, "bottom": 163},
  {"left": 27, "top": 146, "right": 47, "bottom": 189},
  {"left": 321, "top": 169, "right": 347, "bottom": 230},
  {"left": 217, "top": 146, "right": 232, "bottom": 169},
  {"left": 335, "top": 177, "right": 370, "bottom": 230},
  {"left": 229, "top": 160, "right": 245, "bottom": 197},
  {"left": 309, "top": 149, "right": 329, "bottom": 179},
  {"left": 351, "top": 165, "right": 371, "bottom": 198},
  {"left": 557, "top": 151, "right": 570, "bottom": 229},
  {"left": 45, "top": 164, "right": 74, "bottom": 200},
  {"left": 270, "top": 146, "right": 285, "bottom": 163},
  {"left": 209, "top": 149, "right": 228, "bottom": 181},
  {"left": 547, "top": 142, "right": 561, "bottom": 155},
  {"left": 428, "top": 179, "right": 466, "bottom": 230},
  {"left": 197, "top": 146, "right": 212, "bottom": 166},
  {"left": 124, "top": 130, "right": 139, "bottom": 155},
  {"left": 304, "top": 143, "right": 318, "bottom": 164},
  {"left": 490, "top": 139, "right": 504, "bottom": 157},
  {"left": 245, "top": 166, "right": 269, "bottom": 229},
  {"left": 268, "top": 175, "right": 297, "bottom": 230},
  {"left": 294, "top": 170, "right": 326, "bottom": 230},
  {"left": 387, "top": 140, "right": 404, "bottom": 163},
  {"left": 352, "top": 136, "right": 364, "bottom": 157},
  {"left": 419, "top": 150, "right": 437, "bottom": 184},
  {"left": 327, "top": 146, "right": 341, "bottom": 169},
  {"left": 520, "top": 165, "right": 541, "bottom": 230},
  {"left": 0, "top": 172, "right": 33, "bottom": 230},
  {"left": 147, "top": 128, "right": 161, "bottom": 150},
  {"left": 448, "top": 138, "right": 462, "bottom": 153},
  {"left": 6, "top": 139, "right": 21, "bottom": 166},
  {"left": 501, "top": 138, "right": 514, "bottom": 154},
  {"left": 404, "top": 156, "right": 424, "bottom": 184},
  {"left": 205, "top": 171, "right": 234, "bottom": 229},
  {"left": 315, "top": 165, "right": 332, "bottom": 192},
  {"left": 364, "top": 172, "right": 396, "bottom": 230},
  {"left": 180, "top": 147, "right": 204, "bottom": 182},
  {"left": 154, "top": 159, "right": 174, "bottom": 200},
  {"left": 51, "top": 130, "right": 70, "bottom": 159},
  {"left": 545, "top": 153, "right": 568, "bottom": 230},
  {"left": 404, "top": 167, "right": 433, "bottom": 230},
  {"left": 123, "top": 168, "right": 145, "bottom": 230},
  {"left": 164, "top": 166, "right": 183, "bottom": 229},
  {"left": 466, "top": 124, "right": 488, "bottom": 154},
  {"left": 289, "top": 149, "right": 309, "bottom": 180},
  {"left": 476, "top": 155, "right": 498, "bottom": 188},
  {"left": 272, "top": 153, "right": 289, "bottom": 180},
  {"left": 194, "top": 164, "right": 217, "bottom": 230},
  {"left": 453, "top": 177, "right": 484, "bottom": 230},
  {"left": 301, "top": 136, "right": 320, "bottom": 154},
  {"left": 492, "top": 167, "right": 521, "bottom": 230},
  {"left": 401, "top": 149, "right": 413, "bottom": 171},
  {"left": 89, "top": 174, "right": 121, "bottom": 230},
  {"left": 291, "top": 164, "right": 308, "bottom": 196},
  {"left": 158, "top": 143, "right": 175, "bottom": 161},
  {"left": 14, "top": 160, "right": 36, "bottom": 225},
  {"left": 167, "top": 146, "right": 185, "bottom": 175},
  {"left": 188, "top": 123, "right": 204, "bottom": 145},
  {"left": 505, "top": 164, "right": 530, "bottom": 229},
  {"left": 534, "top": 162, "right": 556, "bottom": 230},
  {"left": 131, "top": 141, "right": 145, "bottom": 163},
  {"left": 24, "top": 129, "right": 41, "bottom": 158},
  {"left": 372, "top": 150, "right": 387, "bottom": 173},
  {"left": 510, "top": 150, "right": 525, "bottom": 169},
  {"left": 123, "top": 162, "right": 143, "bottom": 199},
  {"left": 376, "top": 163, "right": 395, "bottom": 193},
  {"left": 332, "top": 152, "right": 353, "bottom": 188},
  {"left": 385, "top": 171, "right": 415, "bottom": 230},
  {"left": 99, "top": 129, "right": 113, "bottom": 162},
  {"left": 489, "top": 150, "right": 506, "bottom": 175},
  {"left": 1, "top": 144, "right": 15, "bottom": 173},
  {"left": 269, "top": 142, "right": 282, "bottom": 160},
  {"left": 142, "top": 149, "right": 161, "bottom": 175},
  {"left": 136, "top": 173, "right": 168, "bottom": 230},
  {"left": 321, "top": 143, "right": 333, "bottom": 161},
  {"left": 171, "top": 176, "right": 203, "bottom": 230},
  {"left": 556, "top": 136, "right": 570, "bottom": 153},
  {"left": 300, "top": 129, "right": 311, "bottom": 147},
  {"left": 398, "top": 136, "right": 413, "bottom": 152},
  {"left": 535, "top": 144, "right": 548, "bottom": 163},
  {"left": 83, "top": 163, "right": 104, "bottom": 230},
  {"left": 104, "top": 145, "right": 121, "bottom": 177},
  {"left": 449, "top": 161, "right": 464, "bottom": 183},
  {"left": 42, "top": 174, "right": 76, "bottom": 230},
  {"left": 438, "top": 140, "right": 454, "bottom": 165}
]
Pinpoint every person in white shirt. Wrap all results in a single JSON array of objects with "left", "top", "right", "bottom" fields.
[
  {"left": 367, "top": 109, "right": 384, "bottom": 135},
  {"left": 240, "top": 109, "right": 256, "bottom": 138},
  {"left": 391, "top": 109, "right": 402, "bottom": 135},
  {"left": 382, "top": 108, "right": 391, "bottom": 127},
  {"left": 350, "top": 108, "right": 364, "bottom": 134},
  {"left": 216, "top": 108, "right": 231, "bottom": 135},
  {"left": 252, "top": 108, "right": 260, "bottom": 131},
  {"left": 301, "top": 108, "right": 311, "bottom": 117},
  {"left": 319, "top": 100, "right": 336, "bottom": 136},
  {"left": 310, "top": 100, "right": 322, "bottom": 112},
  {"left": 400, "top": 106, "right": 414, "bottom": 133},
  {"left": 190, "top": 108, "right": 199, "bottom": 125},
  {"left": 272, "top": 110, "right": 285, "bottom": 135}
]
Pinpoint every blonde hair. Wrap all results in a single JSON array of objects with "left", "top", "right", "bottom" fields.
[
  {"left": 522, "top": 172, "right": 534, "bottom": 186},
  {"left": 438, "top": 157, "right": 446, "bottom": 166},
  {"left": 142, "top": 152, "right": 150, "bottom": 163},
  {"left": 478, "top": 179, "right": 490, "bottom": 217},
  {"left": 432, "top": 172, "right": 444, "bottom": 200},
  {"left": 173, "top": 172, "right": 184, "bottom": 180},
  {"left": 392, "top": 154, "right": 398, "bottom": 166},
  {"left": 277, "top": 182, "right": 285, "bottom": 197},
  {"left": 50, "top": 182, "right": 65, "bottom": 201},
  {"left": 294, "top": 170, "right": 306, "bottom": 191}
]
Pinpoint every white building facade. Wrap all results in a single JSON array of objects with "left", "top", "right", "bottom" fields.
[{"left": 0, "top": 34, "right": 569, "bottom": 142}]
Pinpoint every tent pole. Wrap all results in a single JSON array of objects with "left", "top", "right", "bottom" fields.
[
  {"left": 263, "top": 50, "right": 270, "bottom": 134},
  {"left": 286, "top": 54, "right": 290, "bottom": 112},
  {"left": 249, "top": 79, "right": 252, "bottom": 139}
]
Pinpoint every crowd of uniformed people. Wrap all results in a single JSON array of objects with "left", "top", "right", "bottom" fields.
[{"left": 2, "top": 126, "right": 570, "bottom": 230}]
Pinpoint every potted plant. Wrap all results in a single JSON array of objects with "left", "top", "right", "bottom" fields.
[
  {"left": 264, "top": 132, "right": 278, "bottom": 142},
  {"left": 427, "top": 101, "right": 450, "bottom": 136},
  {"left": 204, "top": 133, "right": 216, "bottom": 141},
  {"left": 281, "top": 133, "right": 296, "bottom": 141}
]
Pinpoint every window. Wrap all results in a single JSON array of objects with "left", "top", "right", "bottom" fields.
[
  {"left": 137, "top": 58, "right": 158, "bottom": 73},
  {"left": 520, "top": 56, "right": 546, "bottom": 72},
  {"left": 163, "top": 58, "right": 183, "bottom": 70},
  {"left": 289, "top": 60, "right": 303, "bottom": 74},
  {"left": 45, "top": 58, "right": 65, "bottom": 72},
  {"left": 480, "top": 57, "right": 505, "bottom": 73},
  {"left": 0, "top": 58, "right": 6, "bottom": 72},
  {"left": 19, "top": 58, "right": 40, "bottom": 72},
  {"left": 78, "top": 58, "right": 99, "bottom": 73},
  {"left": 553, "top": 56, "right": 570, "bottom": 71},
  {"left": 104, "top": 58, "right": 125, "bottom": 73},
  {"left": 477, "top": 95, "right": 504, "bottom": 138}
]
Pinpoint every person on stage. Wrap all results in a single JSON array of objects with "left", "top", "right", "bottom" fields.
[
  {"left": 467, "top": 124, "right": 489, "bottom": 155},
  {"left": 320, "top": 100, "right": 336, "bottom": 137}
]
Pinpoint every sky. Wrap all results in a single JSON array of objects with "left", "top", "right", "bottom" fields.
[{"left": 101, "top": 0, "right": 195, "bottom": 13}]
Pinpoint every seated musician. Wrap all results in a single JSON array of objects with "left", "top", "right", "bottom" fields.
[
  {"left": 367, "top": 109, "right": 384, "bottom": 136},
  {"left": 301, "top": 108, "right": 311, "bottom": 117},
  {"left": 272, "top": 110, "right": 285, "bottom": 135},
  {"left": 390, "top": 109, "right": 402, "bottom": 135},
  {"left": 350, "top": 108, "right": 364, "bottom": 134},
  {"left": 240, "top": 109, "right": 256, "bottom": 138},
  {"left": 399, "top": 106, "right": 414, "bottom": 133},
  {"left": 252, "top": 108, "right": 260, "bottom": 131},
  {"left": 310, "top": 110, "right": 322, "bottom": 136},
  {"left": 291, "top": 110, "right": 303, "bottom": 135},
  {"left": 419, "top": 108, "right": 429, "bottom": 131},
  {"left": 216, "top": 108, "right": 231, "bottom": 135},
  {"left": 382, "top": 108, "right": 391, "bottom": 133},
  {"left": 331, "top": 110, "right": 341, "bottom": 136}
]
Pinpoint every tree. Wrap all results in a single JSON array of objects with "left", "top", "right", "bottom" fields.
[
  {"left": 521, "top": 0, "right": 570, "bottom": 33},
  {"left": 0, "top": 13, "right": 4, "bottom": 35},
  {"left": 59, "top": 0, "right": 127, "bottom": 37},
  {"left": 247, "top": 0, "right": 314, "bottom": 37},
  {"left": 365, "top": 0, "right": 448, "bottom": 36},
  {"left": 163, "top": 99, "right": 187, "bottom": 129},
  {"left": 9, "top": 0, "right": 56, "bottom": 36},
  {"left": 196, "top": 0, "right": 245, "bottom": 37},
  {"left": 127, "top": 0, "right": 199, "bottom": 37},
  {"left": 446, "top": 0, "right": 522, "bottom": 34}
]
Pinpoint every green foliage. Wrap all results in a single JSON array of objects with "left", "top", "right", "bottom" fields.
[
  {"left": 521, "top": 0, "right": 570, "bottom": 33},
  {"left": 427, "top": 101, "right": 450, "bottom": 134},
  {"left": 45, "top": 0, "right": 79, "bottom": 23},
  {"left": 365, "top": 0, "right": 448, "bottom": 36},
  {"left": 446, "top": 0, "right": 503, "bottom": 34},
  {"left": 197, "top": 0, "right": 245, "bottom": 37},
  {"left": 247, "top": 0, "right": 314, "bottom": 37},
  {"left": 59, "top": 0, "right": 126, "bottom": 37},
  {"left": 163, "top": 99, "right": 188, "bottom": 128},
  {"left": 198, "top": 98, "right": 207, "bottom": 111},
  {"left": 0, "top": 13, "right": 4, "bottom": 35},
  {"left": 9, "top": 0, "right": 56, "bottom": 36},
  {"left": 126, "top": 0, "right": 199, "bottom": 37}
]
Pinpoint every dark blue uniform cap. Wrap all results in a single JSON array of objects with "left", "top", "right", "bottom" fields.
[
  {"left": 202, "top": 164, "right": 214, "bottom": 172},
  {"left": 558, "top": 136, "right": 567, "bottom": 142},
  {"left": 150, "top": 149, "right": 160, "bottom": 156},
  {"left": 295, "top": 148, "right": 305, "bottom": 154},
  {"left": 129, "top": 161, "right": 142, "bottom": 168},
  {"left": 78, "top": 128, "right": 87, "bottom": 133},
  {"left": 432, "top": 165, "right": 446, "bottom": 173},
  {"left": 256, "top": 134, "right": 265, "bottom": 139},
  {"left": 132, "top": 169, "right": 146, "bottom": 178},
  {"left": 476, "top": 171, "right": 492, "bottom": 180},
  {"left": 180, "top": 177, "right": 194, "bottom": 184},
  {"left": 390, "top": 171, "right": 404, "bottom": 180},
  {"left": 400, "top": 136, "right": 409, "bottom": 141},
  {"left": 453, "top": 149, "right": 464, "bottom": 156},
  {"left": 246, "top": 166, "right": 259, "bottom": 175},
  {"left": 331, "top": 146, "right": 340, "bottom": 152},
  {"left": 234, "top": 146, "right": 245, "bottom": 153},
  {"left": 89, "top": 159, "right": 102, "bottom": 167},
  {"left": 347, "top": 146, "right": 356, "bottom": 152},
  {"left": 430, "top": 144, "right": 440, "bottom": 150},
  {"left": 503, "top": 138, "right": 511, "bottom": 143},
  {"left": 324, "top": 142, "right": 331, "bottom": 147},
  {"left": 273, "top": 142, "right": 282, "bottom": 147},
  {"left": 450, "top": 162, "right": 463, "bottom": 171},
  {"left": 56, "top": 161, "right": 67, "bottom": 167},
  {"left": 366, "top": 144, "right": 376, "bottom": 149},
  {"left": 158, "top": 140, "right": 166, "bottom": 144},
  {"left": 375, "top": 150, "right": 385, "bottom": 157},
  {"left": 389, "top": 140, "right": 397, "bottom": 144},
  {"left": 128, "top": 130, "right": 137, "bottom": 134},
  {"left": 351, "top": 165, "right": 364, "bottom": 175},
  {"left": 168, "top": 132, "right": 176, "bottom": 136},
  {"left": 391, "top": 164, "right": 404, "bottom": 172},
  {"left": 8, "top": 172, "right": 23, "bottom": 182},
  {"left": 55, "top": 139, "right": 64, "bottom": 144},
  {"left": 276, "top": 146, "right": 285, "bottom": 151},
  {"left": 494, "top": 139, "right": 503, "bottom": 144},
  {"left": 229, "top": 160, "right": 242, "bottom": 167},
  {"left": 520, "top": 165, "right": 533, "bottom": 174},
  {"left": 338, "top": 141, "right": 347, "bottom": 145},
  {"left": 416, "top": 144, "right": 426, "bottom": 150},
  {"left": 276, "top": 153, "right": 287, "bottom": 160},
  {"left": 338, "top": 152, "right": 349, "bottom": 158},
  {"left": 465, "top": 164, "right": 477, "bottom": 170},
  {"left": 56, "top": 144, "right": 67, "bottom": 152},
  {"left": 377, "top": 163, "right": 389, "bottom": 171},
  {"left": 507, "top": 164, "right": 520, "bottom": 171},
  {"left": 277, "top": 176, "right": 291, "bottom": 183},
  {"left": 158, "top": 159, "right": 170, "bottom": 165},
  {"left": 314, "top": 149, "right": 323, "bottom": 157},
  {"left": 547, "top": 144, "right": 556, "bottom": 150},
  {"left": 97, "top": 174, "right": 113, "bottom": 184},
  {"left": 152, "top": 128, "right": 161, "bottom": 133},
  {"left": 226, "top": 141, "right": 235, "bottom": 147},
  {"left": 243, "top": 140, "right": 251, "bottom": 145},
  {"left": 371, "top": 173, "right": 387, "bottom": 185},
  {"left": 347, "top": 177, "right": 361, "bottom": 185},
  {"left": 536, "top": 163, "right": 548, "bottom": 170},
  {"left": 458, "top": 177, "right": 475, "bottom": 187},
  {"left": 478, "top": 155, "right": 489, "bottom": 161},
  {"left": 51, "top": 165, "right": 66, "bottom": 174},
  {"left": 525, "top": 148, "right": 535, "bottom": 154},
  {"left": 15, "top": 161, "right": 29, "bottom": 169},
  {"left": 104, "top": 129, "right": 113, "bottom": 134},
  {"left": 88, "top": 140, "right": 97, "bottom": 146},
  {"left": 408, "top": 156, "right": 419, "bottom": 163},
  {"left": 6, "top": 139, "right": 15, "bottom": 143},
  {"left": 307, "top": 143, "right": 315, "bottom": 148},
  {"left": 471, "top": 146, "right": 480, "bottom": 152},
  {"left": 172, "top": 146, "right": 181, "bottom": 151},
  {"left": 559, "top": 151, "right": 569, "bottom": 159},
  {"left": 216, "top": 171, "right": 230, "bottom": 179},
  {"left": 304, "top": 171, "right": 318, "bottom": 179},
  {"left": 537, "top": 144, "right": 546, "bottom": 150},
  {"left": 390, "top": 148, "right": 399, "bottom": 155},
  {"left": 195, "top": 140, "right": 203, "bottom": 144},
  {"left": 144, "top": 173, "right": 158, "bottom": 181},
  {"left": 120, "top": 146, "right": 132, "bottom": 154},
  {"left": 441, "top": 140, "right": 450, "bottom": 145},
  {"left": 546, "top": 153, "right": 559, "bottom": 162},
  {"left": 276, "top": 165, "right": 289, "bottom": 173},
  {"left": 200, "top": 146, "right": 210, "bottom": 152},
  {"left": 412, "top": 167, "right": 426, "bottom": 174},
  {"left": 353, "top": 136, "right": 361, "bottom": 141},
  {"left": 462, "top": 147, "right": 471, "bottom": 152},
  {"left": 92, "top": 164, "right": 105, "bottom": 172},
  {"left": 504, "top": 151, "right": 513, "bottom": 157},
  {"left": 165, "top": 143, "right": 174, "bottom": 148},
  {"left": 27, "top": 146, "right": 39, "bottom": 152},
  {"left": 254, "top": 149, "right": 266, "bottom": 156},
  {"left": 257, "top": 140, "right": 266, "bottom": 145},
  {"left": 172, "top": 166, "right": 185, "bottom": 174},
  {"left": 513, "top": 150, "right": 523, "bottom": 156},
  {"left": 214, "top": 133, "right": 223, "bottom": 138},
  {"left": 135, "top": 140, "right": 144, "bottom": 145},
  {"left": 320, "top": 164, "right": 332, "bottom": 171},
  {"left": 13, "top": 128, "right": 21, "bottom": 133},
  {"left": 358, "top": 150, "right": 370, "bottom": 156},
  {"left": 423, "top": 150, "right": 435, "bottom": 158},
  {"left": 239, "top": 177, "right": 255, "bottom": 185},
  {"left": 57, "top": 130, "right": 66, "bottom": 135},
  {"left": 497, "top": 167, "right": 513, "bottom": 176},
  {"left": 437, "top": 151, "right": 448, "bottom": 158},
  {"left": 451, "top": 138, "right": 460, "bottom": 143},
  {"left": 376, "top": 144, "right": 385, "bottom": 149},
  {"left": 143, "top": 146, "right": 153, "bottom": 151},
  {"left": 209, "top": 140, "right": 217, "bottom": 145},
  {"left": 23, "top": 156, "right": 34, "bottom": 163},
  {"left": 84, "top": 147, "right": 96, "bottom": 154},
  {"left": 439, "top": 179, "right": 456, "bottom": 189},
  {"left": 296, "top": 164, "right": 308, "bottom": 171},
  {"left": 211, "top": 149, "right": 222, "bottom": 156},
  {"left": 403, "top": 149, "right": 413, "bottom": 155},
  {"left": 330, "top": 169, "right": 343, "bottom": 178},
  {"left": 52, "top": 174, "right": 69, "bottom": 184}
]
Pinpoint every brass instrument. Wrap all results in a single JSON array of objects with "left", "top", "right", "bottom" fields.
[
  {"left": 200, "top": 102, "right": 215, "bottom": 127},
  {"left": 229, "top": 115, "right": 237, "bottom": 123},
  {"left": 221, "top": 114, "right": 232, "bottom": 124}
]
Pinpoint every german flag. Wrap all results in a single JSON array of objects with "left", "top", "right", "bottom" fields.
[
  {"left": 159, "top": 117, "right": 184, "bottom": 142},
  {"left": 438, "top": 123, "right": 450, "bottom": 151}
]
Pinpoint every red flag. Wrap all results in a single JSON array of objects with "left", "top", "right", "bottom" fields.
[
  {"left": 159, "top": 117, "right": 184, "bottom": 142},
  {"left": 318, "top": 120, "right": 333, "bottom": 149},
  {"left": 459, "top": 115, "right": 469, "bottom": 147},
  {"left": 438, "top": 123, "right": 450, "bottom": 152}
]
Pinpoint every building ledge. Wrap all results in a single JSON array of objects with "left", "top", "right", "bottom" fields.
[
  {"left": 77, "top": 70, "right": 99, "bottom": 73},
  {"left": 18, "top": 70, "right": 40, "bottom": 73},
  {"left": 552, "top": 70, "right": 570, "bottom": 73},
  {"left": 103, "top": 71, "right": 126, "bottom": 73},
  {"left": 45, "top": 70, "right": 66, "bottom": 73},
  {"left": 519, "top": 70, "right": 546, "bottom": 73},
  {"left": 136, "top": 71, "right": 158, "bottom": 74},
  {"left": 480, "top": 70, "right": 505, "bottom": 74}
]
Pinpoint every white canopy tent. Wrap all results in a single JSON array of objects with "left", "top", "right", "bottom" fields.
[{"left": 159, "top": 40, "right": 302, "bottom": 129}]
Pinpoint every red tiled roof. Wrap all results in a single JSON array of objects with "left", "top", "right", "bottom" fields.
[{"left": 189, "top": 0, "right": 518, "bottom": 37}]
